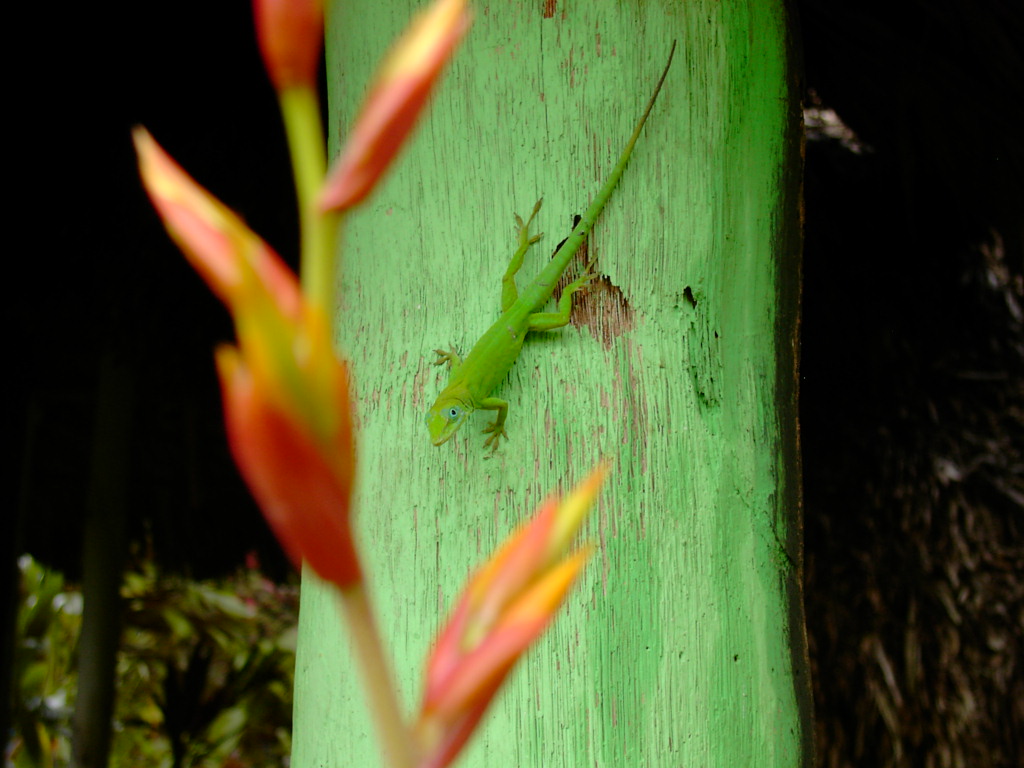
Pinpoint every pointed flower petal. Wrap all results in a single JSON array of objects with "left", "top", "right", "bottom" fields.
[
  {"left": 415, "top": 464, "right": 608, "bottom": 768},
  {"left": 253, "top": 0, "right": 324, "bottom": 90},
  {"left": 133, "top": 128, "right": 300, "bottom": 320},
  {"left": 319, "top": 0, "right": 470, "bottom": 211},
  {"left": 135, "top": 128, "right": 359, "bottom": 589}
]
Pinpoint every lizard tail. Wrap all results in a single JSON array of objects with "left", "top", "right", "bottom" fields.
[{"left": 554, "top": 40, "right": 677, "bottom": 259}]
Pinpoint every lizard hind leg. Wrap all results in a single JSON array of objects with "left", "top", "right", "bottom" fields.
[
  {"left": 501, "top": 198, "right": 544, "bottom": 312},
  {"left": 527, "top": 259, "right": 598, "bottom": 332}
]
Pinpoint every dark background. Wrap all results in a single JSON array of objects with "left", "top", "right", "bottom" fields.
[
  {"left": 6, "top": 1, "right": 1022, "bottom": 766},
  {"left": 9, "top": 0, "right": 298, "bottom": 578}
]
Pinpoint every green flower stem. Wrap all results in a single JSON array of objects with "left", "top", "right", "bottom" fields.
[
  {"left": 278, "top": 85, "right": 339, "bottom": 312},
  {"left": 336, "top": 586, "right": 417, "bottom": 768}
]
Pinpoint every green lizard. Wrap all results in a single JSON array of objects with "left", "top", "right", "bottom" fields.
[{"left": 427, "top": 42, "right": 676, "bottom": 450}]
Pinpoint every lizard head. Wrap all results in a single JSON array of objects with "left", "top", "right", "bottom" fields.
[{"left": 426, "top": 396, "right": 473, "bottom": 446}]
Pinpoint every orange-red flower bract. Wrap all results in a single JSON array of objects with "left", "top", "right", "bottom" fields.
[
  {"left": 414, "top": 465, "right": 607, "bottom": 768},
  {"left": 217, "top": 346, "right": 361, "bottom": 588},
  {"left": 319, "top": 0, "right": 470, "bottom": 211},
  {"left": 253, "top": 0, "right": 324, "bottom": 90},
  {"left": 135, "top": 127, "right": 361, "bottom": 590}
]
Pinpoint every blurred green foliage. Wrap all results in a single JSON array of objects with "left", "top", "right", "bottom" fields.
[
  {"left": 11, "top": 557, "right": 78, "bottom": 767},
  {"left": 8, "top": 555, "right": 298, "bottom": 768}
]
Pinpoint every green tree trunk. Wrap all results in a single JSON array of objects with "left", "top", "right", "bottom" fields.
[{"left": 293, "top": 1, "right": 809, "bottom": 766}]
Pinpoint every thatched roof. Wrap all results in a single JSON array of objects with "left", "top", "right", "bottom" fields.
[{"left": 799, "top": 2, "right": 1024, "bottom": 765}]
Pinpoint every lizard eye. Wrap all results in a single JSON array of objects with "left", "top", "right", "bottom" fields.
[{"left": 446, "top": 406, "right": 462, "bottom": 421}]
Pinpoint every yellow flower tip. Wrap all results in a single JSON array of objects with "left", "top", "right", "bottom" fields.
[
  {"left": 547, "top": 461, "right": 611, "bottom": 560},
  {"left": 131, "top": 125, "right": 154, "bottom": 164},
  {"left": 500, "top": 546, "right": 593, "bottom": 628},
  {"left": 382, "top": 0, "right": 471, "bottom": 82},
  {"left": 213, "top": 344, "right": 245, "bottom": 389},
  {"left": 133, "top": 127, "right": 199, "bottom": 212},
  {"left": 253, "top": 0, "right": 324, "bottom": 90},
  {"left": 133, "top": 126, "right": 182, "bottom": 206}
]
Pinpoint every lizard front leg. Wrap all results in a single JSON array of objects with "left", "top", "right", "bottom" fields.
[
  {"left": 433, "top": 348, "right": 463, "bottom": 372},
  {"left": 479, "top": 396, "right": 509, "bottom": 451},
  {"left": 501, "top": 198, "right": 544, "bottom": 312}
]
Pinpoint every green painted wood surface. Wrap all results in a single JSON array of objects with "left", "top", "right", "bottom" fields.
[{"left": 293, "top": 1, "right": 810, "bottom": 766}]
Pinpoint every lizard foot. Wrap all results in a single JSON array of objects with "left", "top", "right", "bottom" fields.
[
  {"left": 515, "top": 198, "right": 544, "bottom": 248},
  {"left": 433, "top": 348, "right": 460, "bottom": 369},
  {"left": 564, "top": 258, "right": 599, "bottom": 295},
  {"left": 482, "top": 421, "right": 508, "bottom": 452}
]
